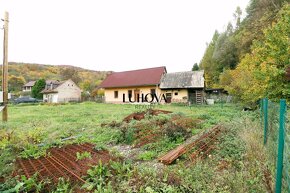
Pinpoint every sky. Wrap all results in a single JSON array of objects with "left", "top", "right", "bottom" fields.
[{"left": 0, "top": 0, "right": 250, "bottom": 72}]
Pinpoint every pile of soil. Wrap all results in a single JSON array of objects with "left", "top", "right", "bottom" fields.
[
  {"left": 123, "top": 109, "right": 172, "bottom": 123},
  {"left": 103, "top": 110, "right": 203, "bottom": 148},
  {"left": 171, "top": 115, "right": 203, "bottom": 129}
]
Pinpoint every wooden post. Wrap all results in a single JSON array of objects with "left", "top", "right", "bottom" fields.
[{"left": 2, "top": 12, "right": 9, "bottom": 122}]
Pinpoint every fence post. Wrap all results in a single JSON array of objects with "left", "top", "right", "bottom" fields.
[
  {"left": 260, "top": 99, "right": 263, "bottom": 129},
  {"left": 263, "top": 98, "right": 268, "bottom": 145},
  {"left": 275, "top": 99, "right": 286, "bottom": 193}
]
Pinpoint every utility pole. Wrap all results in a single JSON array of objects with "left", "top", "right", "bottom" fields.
[{"left": 2, "top": 12, "right": 9, "bottom": 122}]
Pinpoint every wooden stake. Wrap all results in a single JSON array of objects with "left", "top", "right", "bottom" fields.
[{"left": 2, "top": 12, "right": 9, "bottom": 122}]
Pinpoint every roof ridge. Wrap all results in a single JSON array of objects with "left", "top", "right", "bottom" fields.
[
  {"left": 166, "top": 70, "right": 204, "bottom": 74},
  {"left": 112, "top": 66, "right": 166, "bottom": 73}
]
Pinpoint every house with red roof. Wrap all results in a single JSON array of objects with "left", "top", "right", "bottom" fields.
[
  {"left": 99, "top": 66, "right": 167, "bottom": 103},
  {"left": 99, "top": 66, "right": 205, "bottom": 104}
]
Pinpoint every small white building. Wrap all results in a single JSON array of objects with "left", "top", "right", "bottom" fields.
[
  {"left": 41, "top": 79, "right": 81, "bottom": 103},
  {"left": 23, "top": 81, "right": 36, "bottom": 92}
]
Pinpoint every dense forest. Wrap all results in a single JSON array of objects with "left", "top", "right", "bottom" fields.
[
  {"left": 199, "top": 0, "right": 289, "bottom": 105},
  {"left": 0, "top": 62, "right": 110, "bottom": 96}
]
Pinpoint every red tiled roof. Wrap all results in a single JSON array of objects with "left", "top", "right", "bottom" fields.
[{"left": 99, "top": 66, "right": 167, "bottom": 88}]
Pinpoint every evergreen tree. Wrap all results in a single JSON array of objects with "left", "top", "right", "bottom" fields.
[
  {"left": 31, "top": 79, "right": 46, "bottom": 99},
  {"left": 192, "top": 63, "right": 199, "bottom": 71}
]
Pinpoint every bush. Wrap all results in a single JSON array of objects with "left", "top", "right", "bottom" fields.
[
  {"left": 162, "top": 121, "right": 191, "bottom": 141},
  {"left": 31, "top": 79, "right": 46, "bottom": 99}
]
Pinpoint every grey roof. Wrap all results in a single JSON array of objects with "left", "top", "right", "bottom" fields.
[
  {"left": 160, "top": 70, "right": 204, "bottom": 89},
  {"left": 41, "top": 80, "right": 64, "bottom": 94},
  {"left": 23, "top": 80, "right": 60, "bottom": 87},
  {"left": 23, "top": 81, "right": 36, "bottom": 87}
]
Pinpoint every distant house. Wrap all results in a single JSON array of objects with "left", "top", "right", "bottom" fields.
[
  {"left": 98, "top": 66, "right": 167, "bottom": 103},
  {"left": 23, "top": 80, "right": 61, "bottom": 92},
  {"left": 41, "top": 79, "right": 81, "bottom": 103},
  {"left": 23, "top": 81, "right": 36, "bottom": 92},
  {"left": 159, "top": 71, "right": 205, "bottom": 104}
]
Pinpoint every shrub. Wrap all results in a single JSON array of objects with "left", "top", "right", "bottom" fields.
[
  {"left": 162, "top": 121, "right": 191, "bottom": 141},
  {"left": 31, "top": 79, "right": 46, "bottom": 99}
]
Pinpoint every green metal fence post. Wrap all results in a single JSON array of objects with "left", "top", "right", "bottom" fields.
[
  {"left": 275, "top": 99, "right": 286, "bottom": 193},
  {"left": 260, "top": 99, "right": 263, "bottom": 129},
  {"left": 263, "top": 98, "right": 268, "bottom": 145}
]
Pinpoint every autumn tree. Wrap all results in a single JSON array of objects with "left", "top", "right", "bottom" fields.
[
  {"left": 8, "top": 75, "right": 25, "bottom": 92},
  {"left": 233, "top": 6, "right": 242, "bottom": 29},
  {"left": 225, "top": 4, "right": 290, "bottom": 105},
  {"left": 199, "top": 0, "right": 289, "bottom": 97},
  {"left": 60, "top": 68, "right": 81, "bottom": 84},
  {"left": 199, "top": 30, "right": 219, "bottom": 87}
]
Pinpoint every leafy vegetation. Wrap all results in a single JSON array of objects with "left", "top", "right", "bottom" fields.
[
  {"left": 31, "top": 79, "right": 46, "bottom": 99},
  {"left": 200, "top": 0, "right": 289, "bottom": 105},
  {"left": 192, "top": 63, "right": 199, "bottom": 71},
  {"left": 224, "top": 4, "right": 290, "bottom": 105},
  {"left": 76, "top": 151, "right": 92, "bottom": 161}
]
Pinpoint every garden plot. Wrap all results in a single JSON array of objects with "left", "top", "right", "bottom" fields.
[
  {"left": 108, "top": 109, "right": 203, "bottom": 148},
  {"left": 104, "top": 109, "right": 205, "bottom": 163},
  {"left": 12, "top": 109, "right": 203, "bottom": 188}
]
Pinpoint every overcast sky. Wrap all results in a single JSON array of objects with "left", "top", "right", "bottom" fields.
[{"left": 0, "top": 0, "right": 249, "bottom": 72}]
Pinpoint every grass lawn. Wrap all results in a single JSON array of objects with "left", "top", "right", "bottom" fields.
[{"left": 0, "top": 102, "right": 269, "bottom": 192}]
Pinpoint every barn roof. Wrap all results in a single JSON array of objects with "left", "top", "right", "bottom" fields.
[
  {"left": 160, "top": 70, "right": 204, "bottom": 89},
  {"left": 99, "top": 66, "right": 167, "bottom": 88}
]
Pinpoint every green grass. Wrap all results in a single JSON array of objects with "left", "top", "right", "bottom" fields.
[
  {"left": 0, "top": 102, "right": 269, "bottom": 192},
  {"left": 1, "top": 102, "right": 240, "bottom": 148}
]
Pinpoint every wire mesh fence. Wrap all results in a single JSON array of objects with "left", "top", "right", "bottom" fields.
[
  {"left": 260, "top": 98, "right": 289, "bottom": 193},
  {"left": 283, "top": 101, "right": 290, "bottom": 193}
]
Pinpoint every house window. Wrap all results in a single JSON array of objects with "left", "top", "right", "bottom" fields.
[
  {"left": 114, "top": 91, "right": 118, "bottom": 98},
  {"left": 128, "top": 90, "right": 132, "bottom": 98},
  {"left": 150, "top": 89, "right": 156, "bottom": 95},
  {"left": 175, "top": 92, "right": 178, "bottom": 96}
]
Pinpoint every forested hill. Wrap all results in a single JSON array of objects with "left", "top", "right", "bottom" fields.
[
  {"left": 1, "top": 62, "right": 111, "bottom": 94},
  {"left": 199, "top": 1, "right": 289, "bottom": 105}
]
